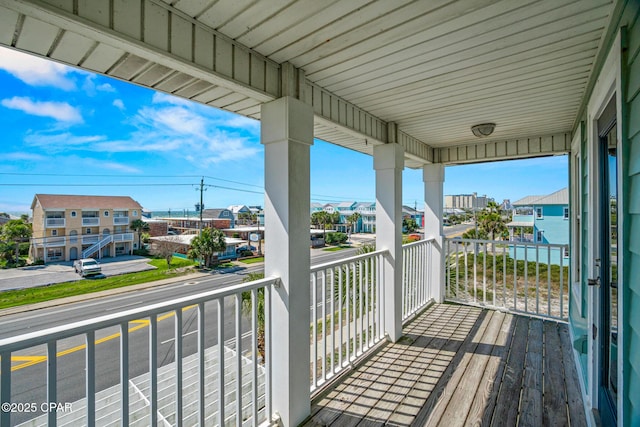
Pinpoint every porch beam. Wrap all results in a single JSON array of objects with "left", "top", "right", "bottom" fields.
[
  {"left": 434, "top": 132, "right": 572, "bottom": 165},
  {"left": 261, "top": 96, "right": 313, "bottom": 426},
  {"left": 0, "top": 0, "right": 436, "bottom": 166},
  {"left": 423, "top": 164, "right": 445, "bottom": 303},
  {"left": 374, "top": 142, "right": 404, "bottom": 342}
]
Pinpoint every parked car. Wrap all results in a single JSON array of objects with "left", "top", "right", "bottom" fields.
[
  {"left": 73, "top": 258, "right": 102, "bottom": 277},
  {"left": 235, "top": 245, "right": 256, "bottom": 254}
]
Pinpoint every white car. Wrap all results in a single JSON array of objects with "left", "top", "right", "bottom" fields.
[{"left": 73, "top": 258, "right": 102, "bottom": 277}]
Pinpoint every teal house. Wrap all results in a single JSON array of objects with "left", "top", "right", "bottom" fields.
[{"left": 508, "top": 188, "right": 569, "bottom": 265}]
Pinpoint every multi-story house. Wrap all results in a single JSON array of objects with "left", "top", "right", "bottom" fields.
[
  {"left": 29, "top": 194, "right": 142, "bottom": 263},
  {"left": 508, "top": 188, "right": 569, "bottom": 264}
]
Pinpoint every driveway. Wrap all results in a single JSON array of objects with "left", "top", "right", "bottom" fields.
[{"left": 0, "top": 256, "right": 156, "bottom": 291}]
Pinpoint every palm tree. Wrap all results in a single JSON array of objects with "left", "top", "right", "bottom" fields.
[
  {"left": 241, "top": 272, "right": 266, "bottom": 359},
  {"left": 346, "top": 212, "right": 361, "bottom": 238},
  {"left": 477, "top": 201, "right": 507, "bottom": 240},
  {"left": 311, "top": 211, "right": 331, "bottom": 242},
  {"left": 188, "top": 227, "right": 227, "bottom": 267},
  {"left": 130, "top": 219, "right": 150, "bottom": 250},
  {"left": 1, "top": 219, "right": 32, "bottom": 264}
]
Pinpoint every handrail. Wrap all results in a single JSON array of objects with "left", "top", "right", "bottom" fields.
[
  {"left": 0, "top": 276, "right": 279, "bottom": 352},
  {"left": 309, "top": 248, "right": 388, "bottom": 273}
]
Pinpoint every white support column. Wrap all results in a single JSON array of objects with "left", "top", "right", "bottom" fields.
[
  {"left": 374, "top": 143, "right": 404, "bottom": 342},
  {"left": 423, "top": 164, "right": 445, "bottom": 303},
  {"left": 261, "top": 96, "right": 313, "bottom": 427}
]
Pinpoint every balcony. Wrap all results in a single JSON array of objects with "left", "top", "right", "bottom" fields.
[
  {"left": 113, "top": 217, "right": 129, "bottom": 226},
  {"left": 45, "top": 218, "right": 65, "bottom": 228},
  {"left": 0, "top": 239, "right": 584, "bottom": 427},
  {"left": 30, "top": 236, "right": 67, "bottom": 248},
  {"left": 82, "top": 217, "right": 100, "bottom": 227}
]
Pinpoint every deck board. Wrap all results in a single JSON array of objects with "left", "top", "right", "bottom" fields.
[{"left": 302, "top": 303, "right": 587, "bottom": 427}]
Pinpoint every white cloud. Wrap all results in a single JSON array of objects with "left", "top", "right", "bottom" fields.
[
  {"left": 113, "top": 99, "right": 125, "bottom": 110},
  {"left": 0, "top": 47, "right": 77, "bottom": 90},
  {"left": 92, "top": 160, "right": 142, "bottom": 173},
  {"left": 97, "top": 83, "right": 116, "bottom": 92},
  {"left": 23, "top": 132, "right": 104, "bottom": 152},
  {"left": 1, "top": 97, "right": 83, "bottom": 123},
  {"left": 2, "top": 152, "right": 48, "bottom": 161}
]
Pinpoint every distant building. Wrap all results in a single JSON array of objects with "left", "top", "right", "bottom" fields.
[
  {"left": 444, "top": 193, "right": 492, "bottom": 210},
  {"left": 507, "top": 188, "right": 569, "bottom": 265},
  {"left": 29, "top": 194, "right": 142, "bottom": 263}
]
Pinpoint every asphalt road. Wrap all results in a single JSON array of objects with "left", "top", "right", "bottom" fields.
[{"left": 2, "top": 247, "right": 361, "bottom": 425}]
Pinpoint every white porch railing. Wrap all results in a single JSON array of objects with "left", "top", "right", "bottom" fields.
[
  {"left": 112, "top": 233, "right": 134, "bottom": 242},
  {"left": 0, "top": 276, "right": 278, "bottom": 427},
  {"left": 309, "top": 249, "right": 387, "bottom": 393},
  {"left": 45, "top": 218, "right": 65, "bottom": 228},
  {"left": 82, "top": 217, "right": 100, "bottom": 227},
  {"left": 444, "top": 238, "right": 569, "bottom": 321},
  {"left": 402, "top": 238, "right": 436, "bottom": 321},
  {"left": 113, "top": 217, "right": 130, "bottom": 225},
  {"left": 30, "top": 236, "right": 67, "bottom": 248}
]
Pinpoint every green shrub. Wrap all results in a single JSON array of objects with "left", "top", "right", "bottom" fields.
[{"left": 325, "top": 232, "right": 348, "bottom": 245}]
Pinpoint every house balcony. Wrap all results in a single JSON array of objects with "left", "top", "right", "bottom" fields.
[
  {"left": 0, "top": 239, "right": 584, "bottom": 427},
  {"left": 30, "top": 236, "right": 67, "bottom": 248},
  {"left": 113, "top": 217, "right": 129, "bottom": 226},
  {"left": 82, "top": 217, "right": 100, "bottom": 227},
  {"left": 44, "top": 218, "right": 65, "bottom": 228}
]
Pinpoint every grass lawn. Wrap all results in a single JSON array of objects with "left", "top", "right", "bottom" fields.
[
  {"left": 0, "top": 257, "right": 198, "bottom": 310},
  {"left": 239, "top": 257, "right": 264, "bottom": 264},
  {"left": 323, "top": 245, "right": 351, "bottom": 252}
]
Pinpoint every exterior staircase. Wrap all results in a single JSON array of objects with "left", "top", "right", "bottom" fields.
[{"left": 82, "top": 235, "right": 112, "bottom": 259}]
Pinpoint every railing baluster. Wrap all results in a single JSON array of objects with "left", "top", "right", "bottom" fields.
[
  {"left": 86, "top": 330, "right": 96, "bottom": 426},
  {"left": 483, "top": 242, "right": 487, "bottom": 305},
  {"left": 536, "top": 245, "right": 540, "bottom": 315},
  {"left": 322, "top": 270, "right": 327, "bottom": 383},
  {"left": 338, "top": 266, "right": 344, "bottom": 369},
  {"left": 1, "top": 351, "right": 10, "bottom": 427},
  {"left": 311, "top": 272, "right": 317, "bottom": 389},
  {"left": 235, "top": 294, "right": 242, "bottom": 427},
  {"left": 330, "top": 268, "right": 335, "bottom": 376},
  {"left": 359, "top": 259, "right": 364, "bottom": 354},
  {"left": 492, "top": 242, "right": 496, "bottom": 306},
  {"left": 548, "top": 248, "right": 552, "bottom": 317},
  {"left": 503, "top": 248, "right": 507, "bottom": 307},
  {"left": 351, "top": 261, "right": 357, "bottom": 358},
  {"left": 149, "top": 315, "right": 158, "bottom": 427},
  {"left": 175, "top": 309, "right": 183, "bottom": 427},
  {"left": 560, "top": 249, "right": 565, "bottom": 319},
  {"left": 251, "top": 289, "right": 258, "bottom": 427},
  {"left": 198, "top": 303, "right": 205, "bottom": 426},
  {"left": 524, "top": 244, "right": 529, "bottom": 313},
  {"left": 265, "top": 285, "right": 272, "bottom": 422},
  {"left": 47, "top": 341, "right": 57, "bottom": 427},
  {"left": 120, "top": 322, "right": 129, "bottom": 426},
  {"left": 217, "top": 299, "right": 225, "bottom": 426}
]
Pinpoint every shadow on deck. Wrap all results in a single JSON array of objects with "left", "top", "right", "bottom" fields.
[{"left": 303, "top": 303, "right": 586, "bottom": 426}]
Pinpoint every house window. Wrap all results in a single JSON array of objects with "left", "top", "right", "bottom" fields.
[
  {"left": 51, "top": 230, "right": 58, "bottom": 236},
  {"left": 104, "top": 211, "right": 109, "bottom": 217},
  {"left": 535, "top": 207, "right": 543, "bottom": 219},
  {"left": 132, "top": 211, "right": 138, "bottom": 217},
  {"left": 222, "top": 211, "right": 229, "bottom": 217},
  {"left": 86, "top": 228, "right": 92, "bottom": 234},
  {"left": 47, "top": 248, "right": 63, "bottom": 260},
  {"left": 564, "top": 246, "right": 569, "bottom": 258},
  {"left": 536, "top": 230, "right": 544, "bottom": 242},
  {"left": 563, "top": 207, "right": 569, "bottom": 220},
  {"left": 71, "top": 211, "right": 77, "bottom": 217}
]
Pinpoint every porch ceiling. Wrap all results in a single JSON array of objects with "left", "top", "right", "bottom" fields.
[{"left": 0, "top": 0, "right": 615, "bottom": 166}]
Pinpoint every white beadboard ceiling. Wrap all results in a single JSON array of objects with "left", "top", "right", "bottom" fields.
[{"left": 0, "top": 0, "right": 615, "bottom": 165}]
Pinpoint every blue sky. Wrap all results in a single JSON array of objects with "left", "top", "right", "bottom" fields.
[{"left": 0, "top": 46, "right": 568, "bottom": 215}]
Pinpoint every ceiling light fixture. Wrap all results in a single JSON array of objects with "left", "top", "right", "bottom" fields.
[{"left": 471, "top": 123, "right": 496, "bottom": 138}]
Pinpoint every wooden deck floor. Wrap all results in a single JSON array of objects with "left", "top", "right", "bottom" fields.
[{"left": 303, "top": 304, "right": 586, "bottom": 427}]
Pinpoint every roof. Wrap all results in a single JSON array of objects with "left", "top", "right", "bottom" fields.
[
  {"left": 151, "top": 235, "right": 245, "bottom": 246},
  {"left": 31, "top": 194, "right": 142, "bottom": 210},
  {"left": 506, "top": 220, "right": 535, "bottom": 227},
  {"left": 201, "top": 208, "right": 232, "bottom": 218},
  {"left": 513, "top": 188, "right": 568, "bottom": 206},
  {"left": 337, "top": 201, "right": 356, "bottom": 208},
  {"left": 227, "top": 205, "right": 250, "bottom": 213}
]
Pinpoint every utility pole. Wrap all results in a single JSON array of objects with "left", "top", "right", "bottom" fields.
[{"left": 198, "top": 177, "right": 204, "bottom": 237}]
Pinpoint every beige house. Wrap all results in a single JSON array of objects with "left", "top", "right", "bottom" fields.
[{"left": 30, "top": 194, "right": 143, "bottom": 263}]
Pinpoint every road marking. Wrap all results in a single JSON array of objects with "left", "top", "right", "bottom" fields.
[
  {"left": 9, "top": 305, "right": 198, "bottom": 372},
  {"left": 160, "top": 329, "right": 198, "bottom": 345}
]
